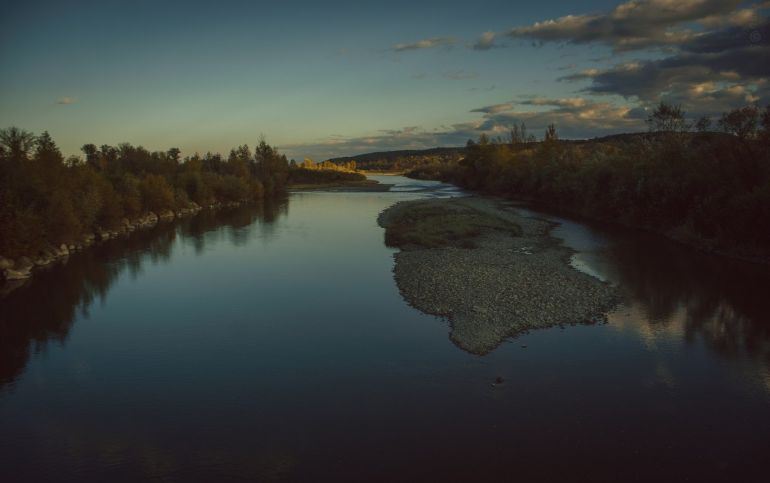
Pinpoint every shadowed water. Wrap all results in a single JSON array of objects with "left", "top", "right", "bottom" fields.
[{"left": 1, "top": 176, "right": 769, "bottom": 482}]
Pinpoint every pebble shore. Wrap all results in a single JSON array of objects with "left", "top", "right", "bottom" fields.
[{"left": 378, "top": 196, "right": 619, "bottom": 354}]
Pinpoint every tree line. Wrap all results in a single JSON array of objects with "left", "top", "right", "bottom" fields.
[
  {"left": 409, "top": 103, "right": 770, "bottom": 259},
  {"left": 0, "top": 129, "right": 291, "bottom": 258}
]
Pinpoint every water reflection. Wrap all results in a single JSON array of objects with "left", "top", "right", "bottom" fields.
[
  {"left": 534, "top": 207, "right": 770, "bottom": 392},
  {"left": 1, "top": 181, "right": 769, "bottom": 481},
  {"left": 602, "top": 231, "right": 770, "bottom": 391},
  {"left": 0, "top": 200, "right": 287, "bottom": 393}
]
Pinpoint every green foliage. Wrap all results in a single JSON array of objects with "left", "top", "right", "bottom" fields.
[
  {"left": 0, "top": 129, "right": 290, "bottom": 258},
  {"left": 140, "top": 174, "right": 175, "bottom": 212},
  {"left": 383, "top": 202, "right": 521, "bottom": 250}
]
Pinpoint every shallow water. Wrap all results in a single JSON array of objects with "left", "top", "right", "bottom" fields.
[{"left": 1, "top": 176, "right": 769, "bottom": 482}]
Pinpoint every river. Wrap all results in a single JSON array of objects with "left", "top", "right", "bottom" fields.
[{"left": 1, "top": 175, "right": 769, "bottom": 482}]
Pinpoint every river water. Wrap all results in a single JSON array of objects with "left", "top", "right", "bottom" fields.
[{"left": 1, "top": 176, "right": 769, "bottom": 482}]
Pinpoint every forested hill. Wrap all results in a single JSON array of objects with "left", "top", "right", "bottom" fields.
[{"left": 326, "top": 147, "right": 464, "bottom": 171}]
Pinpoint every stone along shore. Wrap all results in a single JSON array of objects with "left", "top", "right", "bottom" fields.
[{"left": 0, "top": 200, "right": 245, "bottom": 286}]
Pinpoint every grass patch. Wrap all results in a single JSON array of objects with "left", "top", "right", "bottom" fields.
[{"left": 384, "top": 203, "right": 521, "bottom": 249}]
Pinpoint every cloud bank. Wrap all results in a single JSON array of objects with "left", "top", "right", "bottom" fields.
[{"left": 391, "top": 37, "right": 455, "bottom": 52}]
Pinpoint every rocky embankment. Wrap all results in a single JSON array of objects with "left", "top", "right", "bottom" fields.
[
  {"left": 0, "top": 200, "right": 244, "bottom": 288},
  {"left": 378, "top": 197, "right": 619, "bottom": 354}
]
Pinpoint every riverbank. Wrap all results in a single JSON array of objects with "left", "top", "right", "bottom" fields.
[
  {"left": 0, "top": 200, "right": 249, "bottom": 293},
  {"left": 378, "top": 196, "right": 619, "bottom": 354},
  {"left": 288, "top": 179, "right": 393, "bottom": 192}
]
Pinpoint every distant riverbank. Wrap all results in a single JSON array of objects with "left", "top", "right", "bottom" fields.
[{"left": 378, "top": 196, "right": 619, "bottom": 354}]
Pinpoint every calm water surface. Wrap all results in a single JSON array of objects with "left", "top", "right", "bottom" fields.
[{"left": 1, "top": 176, "right": 769, "bottom": 482}]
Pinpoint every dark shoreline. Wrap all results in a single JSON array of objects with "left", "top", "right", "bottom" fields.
[{"left": 0, "top": 199, "right": 256, "bottom": 295}]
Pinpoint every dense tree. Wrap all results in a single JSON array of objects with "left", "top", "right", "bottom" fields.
[
  {"left": 719, "top": 105, "right": 760, "bottom": 140},
  {"left": 694, "top": 116, "right": 712, "bottom": 133},
  {"left": 412, "top": 102, "right": 770, "bottom": 259},
  {"left": 0, "top": 130, "right": 291, "bottom": 259},
  {"left": 544, "top": 124, "right": 558, "bottom": 142},
  {"left": 167, "top": 147, "right": 181, "bottom": 163},
  {"left": 0, "top": 127, "right": 36, "bottom": 161}
]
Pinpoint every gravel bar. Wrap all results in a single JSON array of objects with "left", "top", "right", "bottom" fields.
[{"left": 378, "top": 196, "right": 620, "bottom": 354}]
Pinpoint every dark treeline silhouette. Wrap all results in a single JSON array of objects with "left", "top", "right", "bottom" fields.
[
  {"left": 599, "top": 222, "right": 770, "bottom": 378},
  {"left": 409, "top": 103, "right": 770, "bottom": 259},
  {"left": 0, "top": 128, "right": 290, "bottom": 258},
  {"left": 0, "top": 201, "right": 286, "bottom": 392}
]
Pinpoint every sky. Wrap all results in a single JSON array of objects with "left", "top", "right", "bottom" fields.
[{"left": 1, "top": 0, "right": 768, "bottom": 161}]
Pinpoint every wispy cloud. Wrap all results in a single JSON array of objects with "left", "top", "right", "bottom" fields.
[
  {"left": 391, "top": 36, "right": 455, "bottom": 52},
  {"left": 56, "top": 96, "right": 76, "bottom": 105},
  {"left": 281, "top": 97, "right": 646, "bottom": 161},
  {"left": 505, "top": 0, "right": 747, "bottom": 51},
  {"left": 471, "top": 31, "right": 501, "bottom": 50},
  {"left": 557, "top": 19, "right": 770, "bottom": 110},
  {"left": 468, "top": 85, "right": 497, "bottom": 92},
  {"left": 470, "top": 102, "right": 515, "bottom": 114}
]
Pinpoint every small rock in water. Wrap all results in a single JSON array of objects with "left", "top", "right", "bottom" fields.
[
  {"left": 521, "top": 345, "right": 528, "bottom": 349},
  {"left": 495, "top": 376, "right": 504, "bottom": 384}
]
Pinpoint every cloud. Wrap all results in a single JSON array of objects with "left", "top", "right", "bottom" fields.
[
  {"left": 56, "top": 96, "right": 76, "bottom": 105},
  {"left": 391, "top": 36, "right": 455, "bottom": 52},
  {"left": 506, "top": 0, "right": 746, "bottom": 51},
  {"left": 698, "top": 1, "right": 770, "bottom": 27},
  {"left": 281, "top": 97, "right": 645, "bottom": 161},
  {"left": 472, "top": 97, "right": 642, "bottom": 138},
  {"left": 682, "top": 18, "right": 770, "bottom": 53},
  {"left": 554, "top": 16, "right": 770, "bottom": 117},
  {"left": 562, "top": 45, "right": 769, "bottom": 101},
  {"left": 468, "top": 85, "right": 497, "bottom": 92},
  {"left": 519, "top": 97, "right": 589, "bottom": 108},
  {"left": 289, "top": 6, "right": 770, "bottom": 161},
  {"left": 471, "top": 31, "right": 501, "bottom": 50},
  {"left": 470, "top": 102, "right": 515, "bottom": 114}
]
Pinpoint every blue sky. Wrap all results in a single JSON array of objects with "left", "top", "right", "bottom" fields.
[{"left": 1, "top": 0, "right": 768, "bottom": 160}]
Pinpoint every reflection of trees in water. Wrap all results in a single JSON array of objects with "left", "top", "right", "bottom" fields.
[
  {"left": 604, "top": 231, "right": 770, "bottom": 368},
  {"left": 0, "top": 201, "right": 286, "bottom": 392},
  {"left": 182, "top": 198, "right": 287, "bottom": 253}
]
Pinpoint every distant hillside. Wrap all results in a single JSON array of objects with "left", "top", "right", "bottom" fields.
[
  {"left": 326, "top": 147, "right": 464, "bottom": 171},
  {"left": 323, "top": 134, "right": 662, "bottom": 171},
  {"left": 325, "top": 132, "right": 737, "bottom": 172}
]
